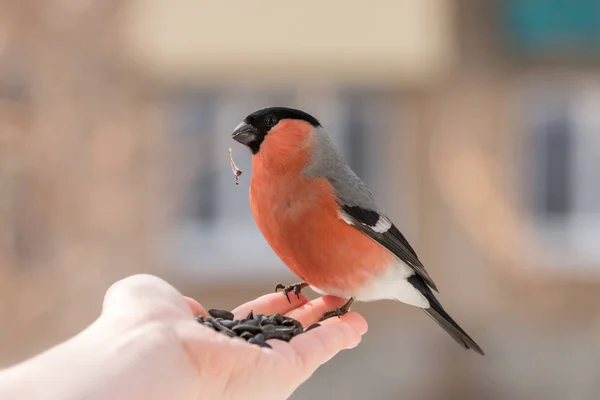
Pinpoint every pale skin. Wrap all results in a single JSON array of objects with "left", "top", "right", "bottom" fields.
[{"left": 0, "top": 274, "right": 368, "bottom": 400}]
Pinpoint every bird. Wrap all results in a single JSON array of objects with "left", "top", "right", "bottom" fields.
[{"left": 231, "top": 107, "right": 484, "bottom": 355}]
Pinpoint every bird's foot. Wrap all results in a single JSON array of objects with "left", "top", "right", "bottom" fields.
[
  {"left": 319, "top": 297, "right": 355, "bottom": 321},
  {"left": 275, "top": 282, "right": 309, "bottom": 303}
]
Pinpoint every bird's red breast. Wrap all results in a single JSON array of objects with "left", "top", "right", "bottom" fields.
[{"left": 249, "top": 120, "right": 393, "bottom": 294}]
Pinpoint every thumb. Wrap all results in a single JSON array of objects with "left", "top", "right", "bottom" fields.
[{"left": 102, "top": 274, "right": 194, "bottom": 320}]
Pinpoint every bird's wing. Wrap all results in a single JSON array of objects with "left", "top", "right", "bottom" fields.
[
  {"left": 338, "top": 203, "right": 438, "bottom": 292},
  {"left": 304, "top": 129, "right": 438, "bottom": 292}
]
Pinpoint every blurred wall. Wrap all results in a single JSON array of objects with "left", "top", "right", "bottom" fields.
[
  {"left": 0, "top": 1, "right": 170, "bottom": 363},
  {"left": 124, "top": 0, "right": 455, "bottom": 86}
]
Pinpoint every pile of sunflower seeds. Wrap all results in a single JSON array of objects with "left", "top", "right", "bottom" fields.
[{"left": 196, "top": 309, "right": 320, "bottom": 349}]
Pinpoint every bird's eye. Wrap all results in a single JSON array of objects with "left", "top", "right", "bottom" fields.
[{"left": 264, "top": 115, "right": 277, "bottom": 127}]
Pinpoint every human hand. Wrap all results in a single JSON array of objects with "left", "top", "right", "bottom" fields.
[{"left": 97, "top": 274, "right": 368, "bottom": 400}]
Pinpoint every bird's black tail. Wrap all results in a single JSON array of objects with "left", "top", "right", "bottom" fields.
[{"left": 408, "top": 276, "right": 484, "bottom": 355}]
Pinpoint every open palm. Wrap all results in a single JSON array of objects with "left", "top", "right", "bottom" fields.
[{"left": 102, "top": 275, "right": 368, "bottom": 400}]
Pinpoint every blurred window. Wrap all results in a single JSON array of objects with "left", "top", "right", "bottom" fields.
[{"left": 526, "top": 84, "right": 600, "bottom": 267}]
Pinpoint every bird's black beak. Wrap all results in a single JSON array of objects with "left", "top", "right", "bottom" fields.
[{"left": 232, "top": 122, "right": 258, "bottom": 146}]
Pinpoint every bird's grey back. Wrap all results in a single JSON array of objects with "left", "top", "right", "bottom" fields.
[{"left": 303, "top": 127, "right": 380, "bottom": 211}]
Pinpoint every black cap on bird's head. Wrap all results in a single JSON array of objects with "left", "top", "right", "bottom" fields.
[{"left": 231, "top": 107, "right": 321, "bottom": 154}]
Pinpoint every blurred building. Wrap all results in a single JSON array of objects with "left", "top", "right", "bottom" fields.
[{"left": 1, "top": 1, "right": 600, "bottom": 399}]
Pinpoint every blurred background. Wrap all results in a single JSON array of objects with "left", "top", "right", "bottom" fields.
[{"left": 1, "top": 0, "right": 600, "bottom": 398}]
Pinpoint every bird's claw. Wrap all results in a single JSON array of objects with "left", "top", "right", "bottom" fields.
[
  {"left": 274, "top": 282, "right": 308, "bottom": 303},
  {"left": 275, "top": 283, "right": 286, "bottom": 292},
  {"left": 320, "top": 309, "right": 344, "bottom": 321},
  {"left": 319, "top": 297, "right": 355, "bottom": 322}
]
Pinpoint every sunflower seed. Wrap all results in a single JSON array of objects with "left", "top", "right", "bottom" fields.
[
  {"left": 197, "top": 308, "right": 313, "bottom": 347},
  {"left": 232, "top": 324, "right": 263, "bottom": 335},
  {"left": 249, "top": 337, "right": 272, "bottom": 348},
  {"left": 211, "top": 319, "right": 235, "bottom": 334},
  {"left": 270, "top": 332, "right": 293, "bottom": 341},
  {"left": 273, "top": 326, "right": 296, "bottom": 335},
  {"left": 244, "top": 318, "right": 261, "bottom": 327},
  {"left": 305, "top": 323, "right": 321, "bottom": 332},
  {"left": 240, "top": 332, "right": 254, "bottom": 340},
  {"left": 253, "top": 333, "right": 265, "bottom": 342},
  {"left": 208, "top": 309, "right": 234, "bottom": 320},
  {"left": 219, "top": 319, "right": 235, "bottom": 329},
  {"left": 282, "top": 318, "right": 303, "bottom": 334},
  {"left": 262, "top": 331, "right": 277, "bottom": 340},
  {"left": 249, "top": 334, "right": 271, "bottom": 348},
  {"left": 271, "top": 313, "right": 284, "bottom": 325}
]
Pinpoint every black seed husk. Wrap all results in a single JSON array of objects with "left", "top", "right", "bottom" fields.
[
  {"left": 271, "top": 333, "right": 293, "bottom": 341},
  {"left": 208, "top": 309, "right": 234, "bottom": 320},
  {"left": 249, "top": 335, "right": 270, "bottom": 348},
  {"left": 253, "top": 333, "right": 265, "bottom": 342},
  {"left": 244, "top": 318, "right": 261, "bottom": 327},
  {"left": 262, "top": 331, "right": 277, "bottom": 340},
  {"left": 272, "top": 314, "right": 284, "bottom": 325},
  {"left": 232, "top": 324, "right": 263, "bottom": 335},
  {"left": 240, "top": 332, "right": 254, "bottom": 340},
  {"left": 221, "top": 330, "right": 237, "bottom": 338},
  {"left": 212, "top": 319, "right": 235, "bottom": 334},
  {"left": 305, "top": 323, "right": 321, "bottom": 332},
  {"left": 274, "top": 326, "right": 296, "bottom": 334},
  {"left": 220, "top": 319, "right": 235, "bottom": 329},
  {"left": 196, "top": 308, "right": 314, "bottom": 348},
  {"left": 250, "top": 338, "right": 272, "bottom": 348}
]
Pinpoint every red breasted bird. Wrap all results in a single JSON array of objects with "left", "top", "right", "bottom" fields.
[{"left": 231, "top": 107, "right": 484, "bottom": 355}]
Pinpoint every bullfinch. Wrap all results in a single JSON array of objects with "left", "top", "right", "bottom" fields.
[{"left": 231, "top": 107, "right": 484, "bottom": 355}]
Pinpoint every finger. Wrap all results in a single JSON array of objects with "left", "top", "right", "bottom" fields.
[
  {"left": 283, "top": 295, "right": 348, "bottom": 327},
  {"left": 268, "top": 312, "right": 366, "bottom": 370},
  {"left": 232, "top": 292, "right": 309, "bottom": 319},
  {"left": 102, "top": 274, "right": 191, "bottom": 317},
  {"left": 322, "top": 311, "right": 368, "bottom": 336},
  {"left": 184, "top": 296, "right": 208, "bottom": 317}
]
